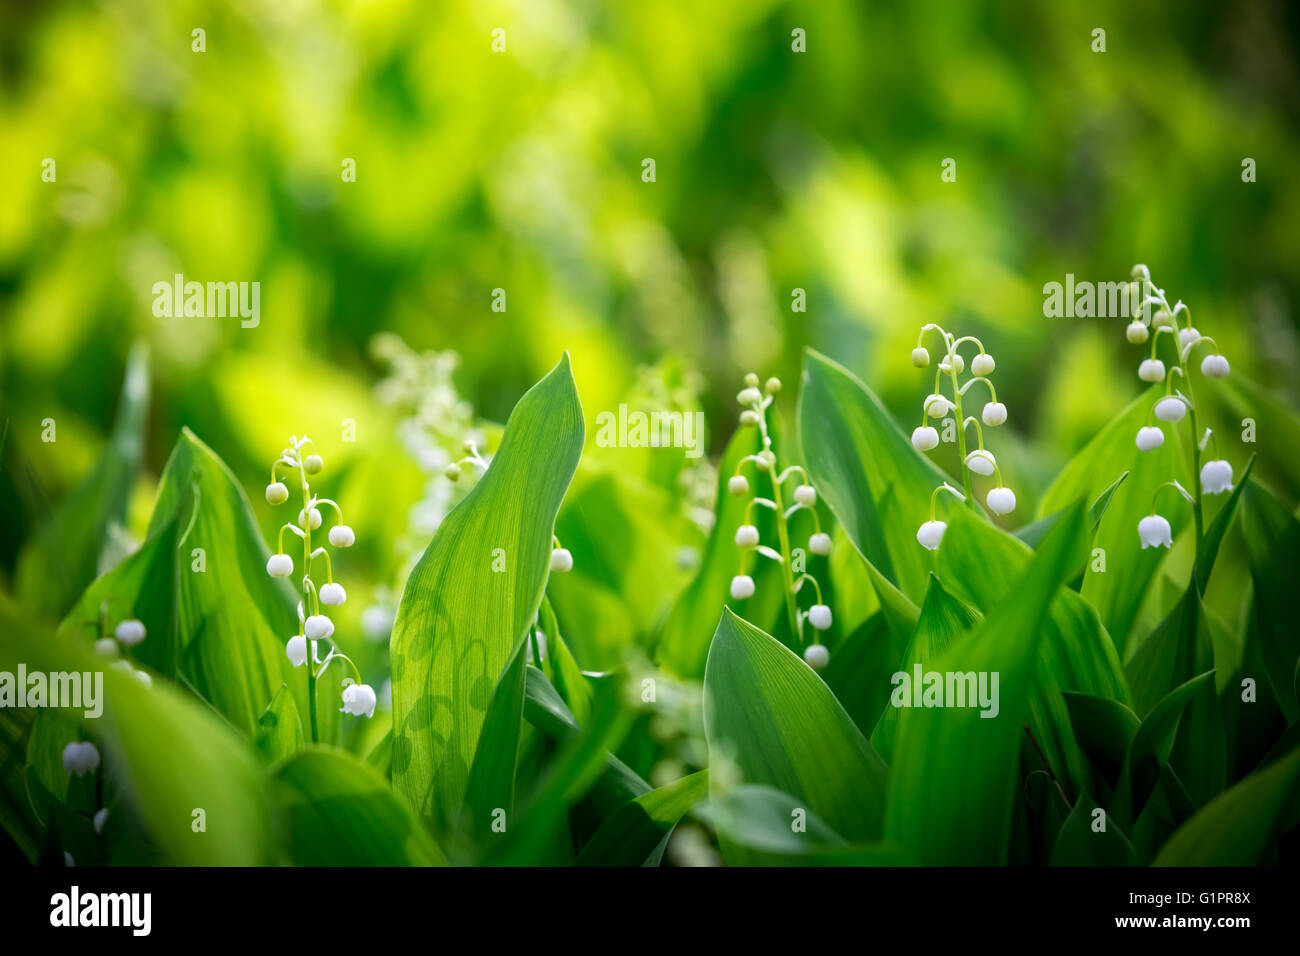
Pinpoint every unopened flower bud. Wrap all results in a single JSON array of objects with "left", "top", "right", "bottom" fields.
[
  {"left": 299, "top": 507, "right": 322, "bottom": 531},
  {"left": 94, "top": 808, "right": 109, "bottom": 835},
  {"left": 764, "top": 377, "right": 782, "bottom": 394},
  {"left": 1126, "top": 321, "right": 1149, "bottom": 344},
  {"left": 445, "top": 462, "right": 462, "bottom": 481},
  {"left": 1154, "top": 396, "right": 1186, "bottom": 422},
  {"left": 1131, "top": 264, "right": 1150, "bottom": 282},
  {"left": 1138, "top": 514, "right": 1173, "bottom": 550},
  {"left": 730, "top": 575, "right": 755, "bottom": 600},
  {"left": 1152, "top": 310, "right": 1174, "bottom": 329},
  {"left": 737, "top": 387, "right": 762, "bottom": 407},
  {"left": 550, "top": 548, "right": 573, "bottom": 573},
  {"left": 971, "top": 353, "right": 995, "bottom": 377},
  {"left": 982, "top": 402, "right": 1007, "bottom": 427},
  {"left": 756, "top": 450, "right": 776, "bottom": 471},
  {"left": 304, "top": 454, "right": 323, "bottom": 474},
  {"left": 938, "top": 354, "right": 965, "bottom": 375},
  {"left": 744, "top": 373, "right": 760, "bottom": 388},
  {"left": 1201, "top": 354, "right": 1229, "bottom": 378},
  {"left": 923, "top": 394, "right": 953, "bottom": 418},
  {"left": 114, "top": 618, "right": 146, "bottom": 647},
  {"left": 916, "top": 520, "right": 947, "bottom": 551},
  {"left": 329, "top": 524, "right": 355, "bottom": 548},
  {"left": 809, "top": 532, "right": 832, "bottom": 555},
  {"left": 808, "top": 604, "right": 832, "bottom": 631},
  {"left": 803, "top": 644, "right": 830, "bottom": 669},
  {"left": 793, "top": 484, "right": 816, "bottom": 507},
  {"left": 319, "top": 582, "right": 347, "bottom": 606},
  {"left": 265, "top": 482, "right": 289, "bottom": 505},
  {"left": 734, "top": 524, "right": 760, "bottom": 548},
  {"left": 728, "top": 475, "right": 750, "bottom": 496},
  {"left": 94, "top": 638, "right": 119, "bottom": 658},
  {"left": 739, "top": 409, "right": 760, "bottom": 426},
  {"left": 267, "top": 553, "right": 294, "bottom": 578},
  {"left": 1177, "top": 327, "right": 1200, "bottom": 350},
  {"left": 1138, "top": 358, "right": 1166, "bottom": 382},
  {"left": 1135, "top": 426, "right": 1165, "bottom": 452},
  {"left": 911, "top": 347, "right": 930, "bottom": 368},
  {"left": 986, "top": 487, "right": 1016, "bottom": 515},
  {"left": 911, "top": 426, "right": 939, "bottom": 452}
]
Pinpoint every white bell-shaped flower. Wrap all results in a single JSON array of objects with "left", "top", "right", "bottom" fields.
[
  {"left": 550, "top": 548, "right": 573, "bottom": 572},
  {"left": 286, "top": 635, "right": 308, "bottom": 668},
  {"left": 911, "top": 347, "right": 930, "bottom": 368},
  {"left": 1138, "top": 358, "right": 1166, "bottom": 382},
  {"left": 965, "top": 449, "right": 996, "bottom": 476},
  {"left": 114, "top": 619, "right": 146, "bottom": 647},
  {"left": 923, "top": 394, "right": 953, "bottom": 418},
  {"left": 1177, "top": 327, "right": 1200, "bottom": 350},
  {"left": 93, "top": 808, "right": 109, "bottom": 835},
  {"left": 1135, "top": 426, "right": 1165, "bottom": 451},
  {"left": 986, "top": 487, "right": 1016, "bottom": 515},
  {"left": 739, "top": 410, "right": 760, "bottom": 426},
  {"left": 971, "top": 353, "right": 995, "bottom": 377},
  {"left": 727, "top": 475, "right": 750, "bottom": 496},
  {"left": 793, "top": 484, "right": 817, "bottom": 507},
  {"left": 94, "top": 638, "right": 119, "bottom": 658},
  {"left": 341, "top": 683, "right": 377, "bottom": 719},
  {"left": 328, "top": 524, "right": 355, "bottom": 548},
  {"left": 916, "top": 520, "right": 947, "bottom": 551},
  {"left": 734, "top": 524, "right": 760, "bottom": 548},
  {"left": 938, "top": 353, "right": 964, "bottom": 374},
  {"left": 1138, "top": 514, "right": 1173, "bottom": 549},
  {"left": 809, "top": 532, "right": 832, "bottom": 555},
  {"left": 737, "top": 387, "right": 762, "bottom": 406},
  {"left": 911, "top": 426, "right": 939, "bottom": 451},
  {"left": 1126, "top": 321, "right": 1149, "bottom": 344},
  {"left": 298, "top": 507, "right": 323, "bottom": 531},
  {"left": 265, "top": 482, "right": 289, "bottom": 505},
  {"left": 1201, "top": 354, "right": 1230, "bottom": 378},
  {"left": 803, "top": 644, "right": 830, "bottom": 670},
  {"left": 1154, "top": 396, "right": 1186, "bottom": 422},
  {"left": 304, "top": 454, "right": 324, "bottom": 474},
  {"left": 808, "top": 604, "right": 832, "bottom": 631},
  {"left": 1200, "top": 459, "right": 1234, "bottom": 495},
  {"left": 305, "top": 614, "right": 334, "bottom": 641},
  {"left": 982, "top": 402, "right": 1007, "bottom": 426},
  {"left": 267, "top": 553, "right": 294, "bottom": 578},
  {"left": 1152, "top": 310, "right": 1174, "bottom": 329},
  {"left": 62, "top": 741, "right": 100, "bottom": 777},
  {"left": 730, "top": 575, "right": 755, "bottom": 600},
  {"left": 319, "top": 582, "right": 346, "bottom": 606}
]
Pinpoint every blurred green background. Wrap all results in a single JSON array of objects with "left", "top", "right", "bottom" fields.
[{"left": 2, "top": 0, "right": 1299, "bottom": 629}]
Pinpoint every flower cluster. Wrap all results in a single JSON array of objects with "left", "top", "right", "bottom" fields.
[
  {"left": 726, "top": 374, "right": 833, "bottom": 670},
  {"left": 1124, "top": 265, "right": 1234, "bottom": 551},
  {"left": 265, "top": 436, "right": 375, "bottom": 733},
  {"left": 909, "top": 324, "right": 1013, "bottom": 550},
  {"left": 86, "top": 600, "right": 152, "bottom": 686}
]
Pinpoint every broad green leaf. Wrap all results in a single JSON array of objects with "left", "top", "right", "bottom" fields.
[
  {"left": 256, "top": 684, "right": 303, "bottom": 764},
  {"left": 656, "top": 424, "right": 783, "bottom": 678},
  {"left": 701, "top": 783, "right": 847, "bottom": 857},
  {"left": 1240, "top": 480, "right": 1300, "bottom": 721},
  {"left": 872, "top": 574, "right": 980, "bottom": 760},
  {"left": 1038, "top": 387, "right": 1190, "bottom": 653},
  {"left": 703, "top": 608, "right": 889, "bottom": 842},
  {"left": 539, "top": 596, "right": 592, "bottom": 727},
  {"left": 575, "top": 769, "right": 709, "bottom": 867},
  {"left": 798, "top": 349, "right": 949, "bottom": 606},
  {"left": 16, "top": 343, "right": 150, "bottom": 617},
  {"left": 0, "top": 600, "right": 274, "bottom": 865},
  {"left": 462, "top": 639, "right": 528, "bottom": 846},
  {"left": 391, "top": 355, "right": 584, "bottom": 835},
  {"left": 885, "top": 500, "right": 1088, "bottom": 865},
  {"left": 1015, "top": 470, "right": 1128, "bottom": 551},
  {"left": 1062, "top": 692, "right": 1140, "bottom": 788},
  {"left": 272, "top": 747, "right": 446, "bottom": 866},
  {"left": 1154, "top": 749, "right": 1300, "bottom": 866},
  {"left": 820, "top": 613, "right": 903, "bottom": 741},
  {"left": 1050, "top": 796, "right": 1138, "bottom": 866},
  {"left": 1196, "top": 454, "right": 1255, "bottom": 588}
]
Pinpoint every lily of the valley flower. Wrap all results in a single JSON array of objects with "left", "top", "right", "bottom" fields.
[
  {"left": 1138, "top": 514, "right": 1173, "bottom": 550},
  {"left": 328, "top": 525, "right": 355, "bottom": 548},
  {"left": 911, "top": 425, "right": 939, "bottom": 451},
  {"left": 1138, "top": 358, "right": 1166, "bottom": 382},
  {"left": 265, "top": 481, "right": 289, "bottom": 505},
  {"left": 727, "top": 475, "right": 750, "bottom": 496},
  {"left": 550, "top": 541, "right": 573, "bottom": 572},
  {"left": 809, "top": 532, "right": 832, "bottom": 555},
  {"left": 1201, "top": 354, "right": 1230, "bottom": 378},
  {"left": 924, "top": 394, "right": 954, "bottom": 418},
  {"left": 1154, "top": 396, "right": 1186, "bottom": 422},
  {"left": 62, "top": 741, "right": 100, "bottom": 777},
  {"left": 267, "top": 553, "right": 294, "bottom": 577},
  {"left": 286, "top": 634, "right": 308, "bottom": 667},
  {"left": 916, "top": 520, "right": 947, "bottom": 551},
  {"left": 1136, "top": 426, "right": 1165, "bottom": 452},
  {"left": 93, "top": 808, "right": 109, "bottom": 835},
  {"left": 114, "top": 619, "right": 146, "bottom": 646},
  {"left": 986, "top": 486, "right": 1016, "bottom": 515},
  {"left": 808, "top": 604, "right": 832, "bottom": 631},
  {"left": 318, "top": 582, "right": 346, "bottom": 606},
  {"left": 981, "top": 402, "right": 1007, "bottom": 426},
  {"left": 1177, "top": 327, "right": 1200, "bottom": 350},
  {"left": 734, "top": 524, "right": 760, "bottom": 548},
  {"left": 341, "top": 682, "right": 377, "bottom": 718},
  {"left": 1126, "top": 320, "right": 1149, "bottom": 344},
  {"left": 298, "top": 507, "right": 323, "bottom": 530},
  {"left": 1200, "top": 459, "right": 1234, "bottom": 495},
  {"left": 971, "top": 353, "right": 995, "bottom": 377},
  {"left": 965, "top": 449, "right": 996, "bottom": 476},
  {"left": 729, "top": 574, "right": 755, "bottom": 599},
  {"left": 793, "top": 484, "right": 817, "bottom": 507},
  {"left": 803, "top": 644, "right": 830, "bottom": 670},
  {"left": 305, "top": 614, "right": 334, "bottom": 641},
  {"left": 911, "top": 347, "right": 930, "bottom": 367}
]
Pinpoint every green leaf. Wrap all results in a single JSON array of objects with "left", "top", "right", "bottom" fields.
[
  {"left": 798, "top": 349, "right": 949, "bottom": 607},
  {"left": 820, "top": 613, "right": 903, "bottom": 741},
  {"left": 872, "top": 574, "right": 980, "bottom": 760},
  {"left": 1062, "top": 692, "right": 1140, "bottom": 788},
  {"left": 884, "top": 500, "right": 1089, "bottom": 865},
  {"left": 1240, "top": 480, "right": 1300, "bottom": 721},
  {"left": 701, "top": 783, "right": 847, "bottom": 857},
  {"left": 391, "top": 355, "right": 585, "bottom": 835},
  {"left": 272, "top": 747, "right": 446, "bottom": 866},
  {"left": 0, "top": 601, "right": 274, "bottom": 865},
  {"left": 1196, "top": 454, "right": 1255, "bottom": 587},
  {"left": 256, "top": 684, "right": 304, "bottom": 764},
  {"left": 16, "top": 343, "right": 150, "bottom": 617},
  {"left": 1015, "top": 470, "right": 1128, "bottom": 551},
  {"left": 1038, "top": 386, "right": 1190, "bottom": 653},
  {"left": 575, "top": 769, "right": 710, "bottom": 867},
  {"left": 1154, "top": 749, "right": 1300, "bottom": 865},
  {"left": 1050, "top": 796, "right": 1138, "bottom": 866},
  {"left": 539, "top": 596, "right": 592, "bottom": 727},
  {"left": 703, "top": 608, "right": 889, "bottom": 842},
  {"left": 462, "top": 639, "right": 528, "bottom": 846}
]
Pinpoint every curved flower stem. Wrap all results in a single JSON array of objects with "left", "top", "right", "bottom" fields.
[
  {"left": 297, "top": 456, "right": 319, "bottom": 743},
  {"left": 930, "top": 482, "right": 966, "bottom": 521}
]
